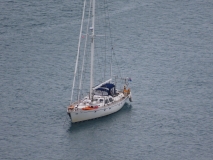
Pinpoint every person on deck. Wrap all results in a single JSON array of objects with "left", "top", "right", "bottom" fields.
[{"left": 123, "top": 86, "right": 127, "bottom": 96}]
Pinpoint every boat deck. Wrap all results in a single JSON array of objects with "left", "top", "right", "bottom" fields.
[{"left": 68, "top": 91, "right": 130, "bottom": 112}]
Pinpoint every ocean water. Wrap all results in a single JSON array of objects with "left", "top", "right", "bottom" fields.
[{"left": 1, "top": 0, "right": 213, "bottom": 160}]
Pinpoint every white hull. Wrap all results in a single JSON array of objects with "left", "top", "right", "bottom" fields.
[{"left": 68, "top": 96, "right": 129, "bottom": 123}]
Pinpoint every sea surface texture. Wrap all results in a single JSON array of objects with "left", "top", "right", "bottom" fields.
[{"left": 1, "top": 0, "right": 213, "bottom": 160}]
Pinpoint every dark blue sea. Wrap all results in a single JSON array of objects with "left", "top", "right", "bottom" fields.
[{"left": 1, "top": 0, "right": 213, "bottom": 159}]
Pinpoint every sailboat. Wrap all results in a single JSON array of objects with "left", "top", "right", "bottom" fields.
[{"left": 67, "top": 0, "right": 132, "bottom": 123}]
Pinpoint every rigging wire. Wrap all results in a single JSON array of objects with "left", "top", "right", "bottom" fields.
[
  {"left": 104, "top": 0, "right": 123, "bottom": 81},
  {"left": 78, "top": 0, "right": 92, "bottom": 101},
  {"left": 95, "top": 0, "right": 109, "bottom": 84},
  {"left": 70, "top": 0, "right": 87, "bottom": 104},
  {"left": 71, "top": 0, "right": 126, "bottom": 103},
  {"left": 81, "top": 0, "right": 92, "bottom": 98}
]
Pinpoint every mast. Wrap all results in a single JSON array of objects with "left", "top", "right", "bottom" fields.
[{"left": 90, "top": 0, "right": 95, "bottom": 100}]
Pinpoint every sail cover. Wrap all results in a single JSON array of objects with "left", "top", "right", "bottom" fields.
[{"left": 94, "top": 83, "right": 116, "bottom": 96}]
